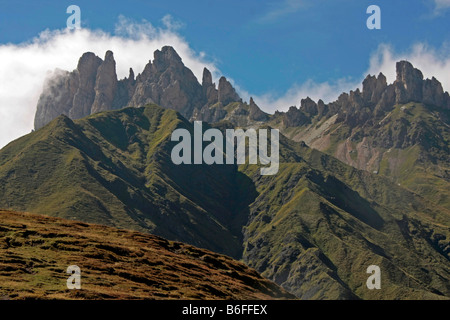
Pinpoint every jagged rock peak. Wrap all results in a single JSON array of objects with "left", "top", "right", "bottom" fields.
[
  {"left": 153, "top": 45, "right": 184, "bottom": 70},
  {"left": 394, "top": 60, "right": 424, "bottom": 104},
  {"left": 249, "top": 97, "right": 269, "bottom": 121},
  {"left": 91, "top": 51, "right": 118, "bottom": 114},
  {"left": 396, "top": 60, "right": 424, "bottom": 84},
  {"left": 362, "top": 72, "right": 387, "bottom": 104},
  {"left": 282, "top": 105, "right": 309, "bottom": 127},
  {"left": 202, "top": 67, "right": 219, "bottom": 105},
  {"left": 218, "top": 76, "right": 240, "bottom": 105},
  {"left": 70, "top": 52, "right": 103, "bottom": 119},
  {"left": 300, "top": 97, "right": 318, "bottom": 116},
  {"left": 104, "top": 50, "right": 114, "bottom": 61},
  {"left": 76, "top": 52, "right": 102, "bottom": 73},
  {"left": 423, "top": 76, "right": 445, "bottom": 106},
  {"left": 202, "top": 67, "right": 213, "bottom": 87},
  {"left": 128, "top": 68, "right": 135, "bottom": 81}
]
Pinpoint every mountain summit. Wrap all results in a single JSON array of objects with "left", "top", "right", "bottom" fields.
[{"left": 34, "top": 46, "right": 269, "bottom": 130}]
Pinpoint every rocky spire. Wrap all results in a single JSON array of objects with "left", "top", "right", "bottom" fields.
[
  {"left": 218, "top": 77, "right": 240, "bottom": 106},
  {"left": 152, "top": 46, "right": 184, "bottom": 72},
  {"left": 362, "top": 72, "right": 387, "bottom": 105},
  {"left": 248, "top": 97, "right": 269, "bottom": 121},
  {"left": 422, "top": 76, "right": 445, "bottom": 106},
  {"left": 394, "top": 61, "right": 424, "bottom": 104},
  {"left": 70, "top": 52, "right": 103, "bottom": 119},
  {"left": 300, "top": 97, "right": 318, "bottom": 116},
  {"left": 202, "top": 67, "right": 213, "bottom": 87},
  {"left": 128, "top": 68, "right": 135, "bottom": 81},
  {"left": 128, "top": 46, "right": 204, "bottom": 118},
  {"left": 202, "top": 67, "right": 218, "bottom": 105},
  {"left": 91, "top": 50, "right": 118, "bottom": 114}
]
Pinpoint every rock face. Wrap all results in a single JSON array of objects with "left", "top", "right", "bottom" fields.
[
  {"left": 202, "top": 67, "right": 218, "bottom": 105},
  {"left": 276, "top": 106, "right": 309, "bottom": 127},
  {"left": 273, "top": 60, "right": 449, "bottom": 132},
  {"left": 91, "top": 51, "right": 118, "bottom": 114},
  {"left": 300, "top": 97, "right": 319, "bottom": 116},
  {"left": 249, "top": 97, "right": 269, "bottom": 121},
  {"left": 395, "top": 61, "right": 424, "bottom": 104},
  {"left": 36, "top": 54, "right": 449, "bottom": 134},
  {"left": 362, "top": 73, "right": 387, "bottom": 104},
  {"left": 127, "top": 46, "right": 205, "bottom": 118},
  {"left": 70, "top": 52, "right": 103, "bottom": 119},
  {"left": 218, "top": 76, "right": 241, "bottom": 106},
  {"left": 393, "top": 61, "right": 449, "bottom": 107},
  {"left": 34, "top": 69, "right": 79, "bottom": 130},
  {"left": 34, "top": 46, "right": 264, "bottom": 130}
]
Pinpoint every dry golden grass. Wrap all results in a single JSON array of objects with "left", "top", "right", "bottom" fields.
[{"left": 0, "top": 210, "right": 294, "bottom": 300}]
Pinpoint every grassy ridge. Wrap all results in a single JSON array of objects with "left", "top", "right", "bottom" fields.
[
  {"left": 240, "top": 135, "right": 450, "bottom": 299},
  {"left": 0, "top": 210, "right": 294, "bottom": 300},
  {"left": 0, "top": 106, "right": 245, "bottom": 258}
]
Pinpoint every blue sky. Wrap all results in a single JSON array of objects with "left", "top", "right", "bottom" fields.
[
  {"left": 0, "top": 0, "right": 448, "bottom": 93},
  {"left": 0, "top": 0, "right": 449, "bottom": 147}
]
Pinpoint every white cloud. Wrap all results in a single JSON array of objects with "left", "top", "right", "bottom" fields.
[
  {"left": 252, "top": 78, "right": 360, "bottom": 114},
  {"left": 252, "top": 42, "right": 450, "bottom": 114},
  {"left": 0, "top": 15, "right": 219, "bottom": 149},
  {"left": 429, "top": 0, "right": 450, "bottom": 16},
  {"left": 434, "top": 0, "right": 450, "bottom": 9},
  {"left": 257, "top": 0, "right": 305, "bottom": 23}
]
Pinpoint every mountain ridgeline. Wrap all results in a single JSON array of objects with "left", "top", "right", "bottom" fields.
[
  {"left": 34, "top": 46, "right": 269, "bottom": 131},
  {"left": 1, "top": 46, "right": 448, "bottom": 299}
]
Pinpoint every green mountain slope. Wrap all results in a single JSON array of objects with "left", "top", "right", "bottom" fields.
[
  {"left": 0, "top": 105, "right": 246, "bottom": 258},
  {"left": 275, "top": 102, "right": 450, "bottom": 211},
  {"left": 0, "top": 105, "right": 449, "bottom": 299},
  {"left": 240, "top": 136, "right": 450, "bottom": 299}
]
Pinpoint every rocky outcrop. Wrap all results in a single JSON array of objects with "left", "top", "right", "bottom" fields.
[
  {"left": 422, "top": 77, "right": 445, "bottom": 107},
  {"left": 34, "top": 46, "right": 260, "bottom": 129},
  {"left": 392, "top": 60, "right": 450, "bottom": 108},
  {"left": 202, "top": 67, "right": 218, "bottom": 105},
  {"left": 36, "top": 52, "right": 449, "bottom": 135},
  {"left": 277, "top": 106, "right": 309, "bottom": 127},
  {"left": 300, "top": 97, "right": 318, "bottom": 116},
  {"left": 113, "top": 68, "right": 136, "bottom": 109},
  {"left": 91, "top": 51, "right": 118, "bottom": 114},
  {"left": 34, "top": 69, "right": 79, "bottom": 130},
  {"left": 70, "top": 52, "right": 103, "bottom": 119},
  {"left": 35, "top": 52, "right": 104, "bottom": 129},
  {"left": 218, "top": 76, "right": 241, "bottom": 106},
  {"left": 394, "top": 61, "right": 424, "bottom": 104},
  {"left": 127, "top": 46, "right": 205, "bottom": 118},
  {"left": 249, "top": 97, "right": 269, "bottom": 121},
  {"left": 274, "top": 60, "right": 449, "bottom": 131},
  {"left": 317, "top": 99, "right": 328, "bottom": 117},
  {"left": 362, "top": 73, "right": 387, "bottom": 105}
]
